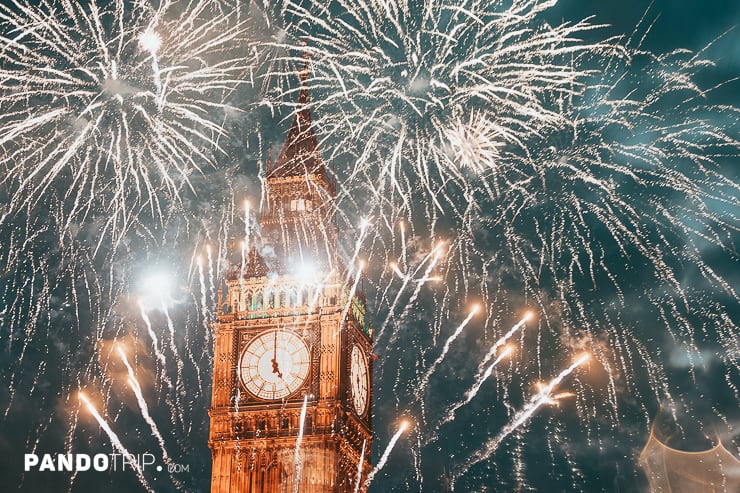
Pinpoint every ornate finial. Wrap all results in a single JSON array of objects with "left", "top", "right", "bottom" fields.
[{"left": 300, "top": 48, "right": 311, "bottom": 83}]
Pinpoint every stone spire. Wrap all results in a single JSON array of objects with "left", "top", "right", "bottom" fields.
[{"left": 268, "top": 52, "right": 324, "bottom": 179}]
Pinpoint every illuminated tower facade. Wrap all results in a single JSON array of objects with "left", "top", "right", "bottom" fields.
[{"left": 208, "top": 67, "right": 373, "bottom": 493}]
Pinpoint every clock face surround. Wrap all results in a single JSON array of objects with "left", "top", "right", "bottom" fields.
[
  {"left": 240, "top": 329, "right": 310, "bottom": 401},
  {"left": 350, "top": 345, "right": 369, "bottom": 415}
]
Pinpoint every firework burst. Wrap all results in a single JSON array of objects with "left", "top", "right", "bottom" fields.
[
  {"left": 259, "top": 0, "right": 619, "bottom": 219},
  {"left": 0, "top": 0, "right": 250, "bottom": 244}
]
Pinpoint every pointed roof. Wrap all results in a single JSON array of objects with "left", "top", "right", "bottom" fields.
[
  {"left": 268, "top": 53, "right": 325, "bottom": 179},
  {"left": 227, "top": 244, "right": 268, "bottom": 280},
  {"left": 244, "top": 245, "right": 268, "bottom": 278}
]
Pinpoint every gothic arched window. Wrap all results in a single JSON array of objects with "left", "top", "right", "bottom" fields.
[{"left": 289, "top": 289, "right": 298, "bottom": 307}]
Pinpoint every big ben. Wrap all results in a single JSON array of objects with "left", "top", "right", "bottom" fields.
[{"left": 208, "top": 60, "right": 374, "bottom": 492}]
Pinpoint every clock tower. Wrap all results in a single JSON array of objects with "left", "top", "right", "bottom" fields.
[{"left": 208, "top": 63, "right": 373, "bottom": 493}]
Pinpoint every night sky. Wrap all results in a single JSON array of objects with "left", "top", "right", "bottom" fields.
[{"left": 0, "top": 1, "right": 738, "bottom": 492}]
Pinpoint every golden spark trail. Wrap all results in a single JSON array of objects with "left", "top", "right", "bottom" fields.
[
  {"left": 390, "top": 261, "right": 440, "bottom": 284},
  {"left": 425, "top": 314, "right": 530, "bottom": 438},
  {"left": 474, "top": 313, "right": 531, "bottom": 379},
  {"left": 439, "top": 346, "right": 513, "bottom": 427},
  {"left": 419, "top": 305, "right": 480, "bottom": 392},
  {"left": 78, "top": 392, "right": 153, "bottom": 493},
  {"left": 464, "top": 348, "right": 513, "bottom": 409},
  {"left": 345, "top": 218, "right": 371, "bottom": 286},
  {"left": 452, "top": 354, "right": 590, "bottom": 488},
  {"left": 365, "top": 421, "right": 409, "bottom": 488},
  {"left": 396, "top": 243, "right": 444, "bottom": 319}
]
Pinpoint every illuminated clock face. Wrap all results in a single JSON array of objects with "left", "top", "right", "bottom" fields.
[
  {"left": 350, "top": 345, "right": 369, "bottom": 415},
  {"left": 240, "top": 329, "right": 310, "bottom": 400}
]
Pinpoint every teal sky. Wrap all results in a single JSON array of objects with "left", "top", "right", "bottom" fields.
[{"left": 0, "top": 1, "right": 737, "bottom": 492}]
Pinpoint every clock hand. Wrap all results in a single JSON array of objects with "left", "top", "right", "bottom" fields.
[{"left": 271, "top": 331, "right": 283, "bottom": 379}]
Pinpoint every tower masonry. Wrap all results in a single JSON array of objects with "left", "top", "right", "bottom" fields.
[{"left": 208, "top": 65, "right": 374, "bottom": 493}]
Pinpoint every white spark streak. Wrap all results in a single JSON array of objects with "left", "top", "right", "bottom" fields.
[
  {"left": 293, "top": 395, "right": 309, "bottom": 493},
  {"left": 354, "top": 438, "right": 367, "bottom": 493},
  {"left": 138, "top": 301, "right": 168, "bottom": 378},
  {"left": 419, "top": 305, "right": 479, "bottom": 391},
  {"left": 116, "top": 346, "right": 170, "bottom": 463},
  {"left": 79, "top": 392, "right": 153, "bottom": 492}
]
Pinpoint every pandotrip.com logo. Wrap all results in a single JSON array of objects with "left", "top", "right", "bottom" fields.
[{"left": 24, "top": 453, "right": 189, "bottom": 473}]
